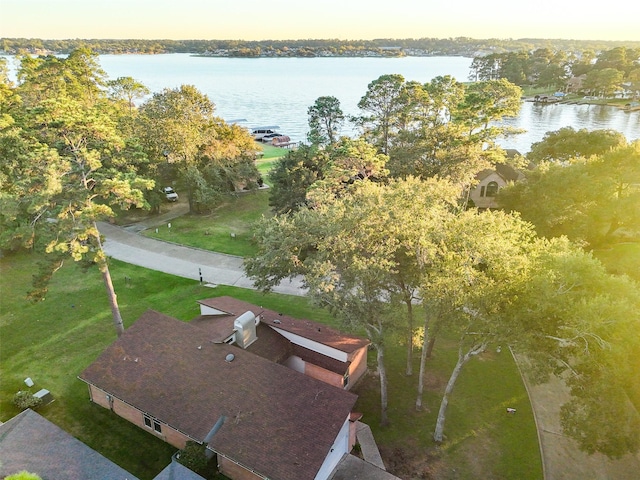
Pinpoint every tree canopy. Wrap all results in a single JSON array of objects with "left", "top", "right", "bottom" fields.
[{"left": 499, "top": 139, "right": 640, "bottom": 246}]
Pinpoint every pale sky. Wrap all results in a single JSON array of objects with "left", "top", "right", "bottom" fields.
[{"left": 1, "top": 0, "right": 639, "bottom": 42}]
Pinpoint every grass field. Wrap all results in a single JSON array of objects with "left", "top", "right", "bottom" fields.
[
  {"left": 7, "top": 145, "right": 637, "bottom": 478},
  {"left": 142, "top": 189, "right": 272, "bottom": 256}
]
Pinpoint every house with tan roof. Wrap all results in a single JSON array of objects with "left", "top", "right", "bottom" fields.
[{"left": 79, "top": 297, "right": 372, "bottom": 480}]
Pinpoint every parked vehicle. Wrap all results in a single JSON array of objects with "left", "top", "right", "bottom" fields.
[{"left": 163, "top": 186, "right": 178, "bottom": 202}]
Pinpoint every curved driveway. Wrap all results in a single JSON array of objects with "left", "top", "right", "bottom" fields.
[{"left": 98, "top": 221, "right": 306, "bottom": 297}]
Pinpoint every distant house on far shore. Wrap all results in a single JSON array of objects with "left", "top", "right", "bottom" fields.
[{"left": 566, "top": 74, "right": 587, "bottom": 93}]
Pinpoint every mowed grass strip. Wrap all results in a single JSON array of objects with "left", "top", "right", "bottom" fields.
[{"left": 142, "top": 189, "right": 272, "bottom": 256}]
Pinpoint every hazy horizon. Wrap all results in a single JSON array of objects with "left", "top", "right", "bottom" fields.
[{"left": 2, "top": 0, "right": 639, "bottom": 43}]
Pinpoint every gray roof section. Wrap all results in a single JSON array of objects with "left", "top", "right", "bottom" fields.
[
  {"left": 0, "top": 409, "right": 138, "bottom": 480},
  {"left": 153, "top": 460, "right": 206, "bottom": 480},
  {"left": 329, "top": 454, "right": 402, "bottom": 480}
]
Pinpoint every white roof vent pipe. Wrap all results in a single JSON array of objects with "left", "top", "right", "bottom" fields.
[{"left": 234, "top": 311, "right": 258, "bottom": 348}]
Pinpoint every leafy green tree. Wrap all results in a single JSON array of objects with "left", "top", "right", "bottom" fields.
[
  {"left": 527, "top": 127, "right": 627, "bottom": 164},
  {"left": 268, "top": 145, "right": 323, "bottom": 213},
  {"left": 512, "top": 238, "right": 640, "bottom": 458},
  {"left": 456, "top": 78, "right": 522, "bottom": 136},
  {"left": 499, "top": 51, "right": 531, "bottom": 85},
  {"left": 388, "top": 77, "right": 520, "bottom": 191},
  {"left": 268, "top": 138, "right": 387, "bottom": 214},
  {"left": 536, "top": 63, "right": 568, "bottom": 90},
  {"left": 306, "top": 137, "right": 388, "bottom": 207},
  {"left": 0, "top": 50, "right": 154, "bottom": 337},
  {"left": 595, "top": 46, "right": 640, "bottom": 75},
  {"left": 627, "top": 68, "right": 640, "bottom": 99},
  {"left": 469, "top": 54, "right": 501, "bottom": 82},
  {"left": 412, "top": 210, "right": 538, "bottom": 441},
  {"left": 499, "top": 140, "right": 640, "bottom": 246},
  {"left": 355, "top": 74, "right": 407, "bottom": 154},
  {"left": 307, "top": 95, "right": 344, "bottom": 146},
  {"left": 107, "top": 76, "right": 150, "bottom": 113},
  {"left": 247, "top": 176, "right": 461, "bottom": 424},
  {"left": 569, "top": 49, "right": 597, "bottom": 77},
  {"left": 584, "top": 68, "right": 624, "bottom": 98},
  {"left": 137, "top": 85, "right": 259, "bottom": 212}
]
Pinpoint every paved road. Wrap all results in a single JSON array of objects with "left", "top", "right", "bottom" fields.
[{"left": 99, "top": 221, "right": 306, "bottom": 297}]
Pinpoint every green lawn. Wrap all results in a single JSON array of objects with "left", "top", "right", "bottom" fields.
[
  {"left": 139, "top": 146, "right": 285, "bottom": 256},
  {"left": 257, "top": 143, "right": 287, "bottom": 173},
  {"left": 142, "top": 189, "right": 272, "bottom": 256},
  {"left": 353, "top": 333, "right": 541, "bottom": 479}
]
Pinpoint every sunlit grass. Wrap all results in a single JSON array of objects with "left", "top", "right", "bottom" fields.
[
  {"left": 353, "top": 332, "right": 541, "bottom": 479},
  {"left": 142, "top": 189, "right": 273, "bottom": 256}
]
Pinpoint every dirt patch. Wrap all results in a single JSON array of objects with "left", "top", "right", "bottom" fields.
[
  {"left": 381, "top": 443, "right": 442, "bottom": 480},
  {"left": 422, "top": 371, "right": 444, "bottom": 390}
]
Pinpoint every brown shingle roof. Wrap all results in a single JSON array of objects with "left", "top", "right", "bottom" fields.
[
  {"left": 79, "top": 310, "right": 358, "bottom": 480},
  {"left": 198, "top": 297, "right": 370, "bottom": 354}
]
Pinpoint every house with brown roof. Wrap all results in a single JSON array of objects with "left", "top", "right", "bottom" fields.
[{"left": 79, "top": 297, "right": 371, "bottom": 480}]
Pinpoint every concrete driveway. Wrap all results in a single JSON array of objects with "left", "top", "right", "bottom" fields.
[{"left": 98, "top": 221, "right": 306, "bottom": 297}]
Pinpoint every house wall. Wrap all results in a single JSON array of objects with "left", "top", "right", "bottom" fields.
[
  {"left": 86, "top": 384, "right": 191, "bottom": 449},
  {"left": 470, "top": 172, "right": 505, "bottom": 209},
  {"left": 218, "top": 455, "right": 265, "bottom": 480},
  {"left": 347, "top": 346, "right": 368, "bottom": 388},
  {"left": 314, "top": 416, "right": 351, "bottom": 480},
  {"left": 305, "top": 362, "right": 344, "bottom": 389}
]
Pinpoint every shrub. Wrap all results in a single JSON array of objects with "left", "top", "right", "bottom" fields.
[
  {"left": 13, "top": 391, "right": 42, "bottom": 410},
  {"left": 176, "top": 441, "right": 210, "bottom": 474}
]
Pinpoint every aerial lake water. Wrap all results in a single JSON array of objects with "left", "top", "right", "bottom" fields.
[{"left": 6, "top": 53, "right": 640, "bottom": 153}]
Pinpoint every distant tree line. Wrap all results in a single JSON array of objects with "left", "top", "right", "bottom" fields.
[
  {"left": 470, "top": 46, "right": 640, "bottom": 96},
  {"left": 2, "top": 37, "right": 639, "bottom": 56}
]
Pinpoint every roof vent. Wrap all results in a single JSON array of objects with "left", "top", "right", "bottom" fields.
[
  {"left": 225, "top": 353, "right": 235, "bottom": 362},
  {"left": 234, "top": 311, "right": 258, "bottom": 348}
]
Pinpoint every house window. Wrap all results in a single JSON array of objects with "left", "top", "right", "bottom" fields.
[
  {"left": 480, "top": 186, "right": 486, "bottom": 197},
  {"left": 143, "top": 414, "right": 162, "bottom": 434},
  {"left": 485, "top": 181, "right": 499, "bottom": 197},
  {"left": 343, "top": 371, "right": 350, "bottom": 388}
]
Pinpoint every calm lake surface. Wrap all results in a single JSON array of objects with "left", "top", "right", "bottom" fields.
[{"left": 7, "top": 54, "right": 640, "bottom": 153}]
